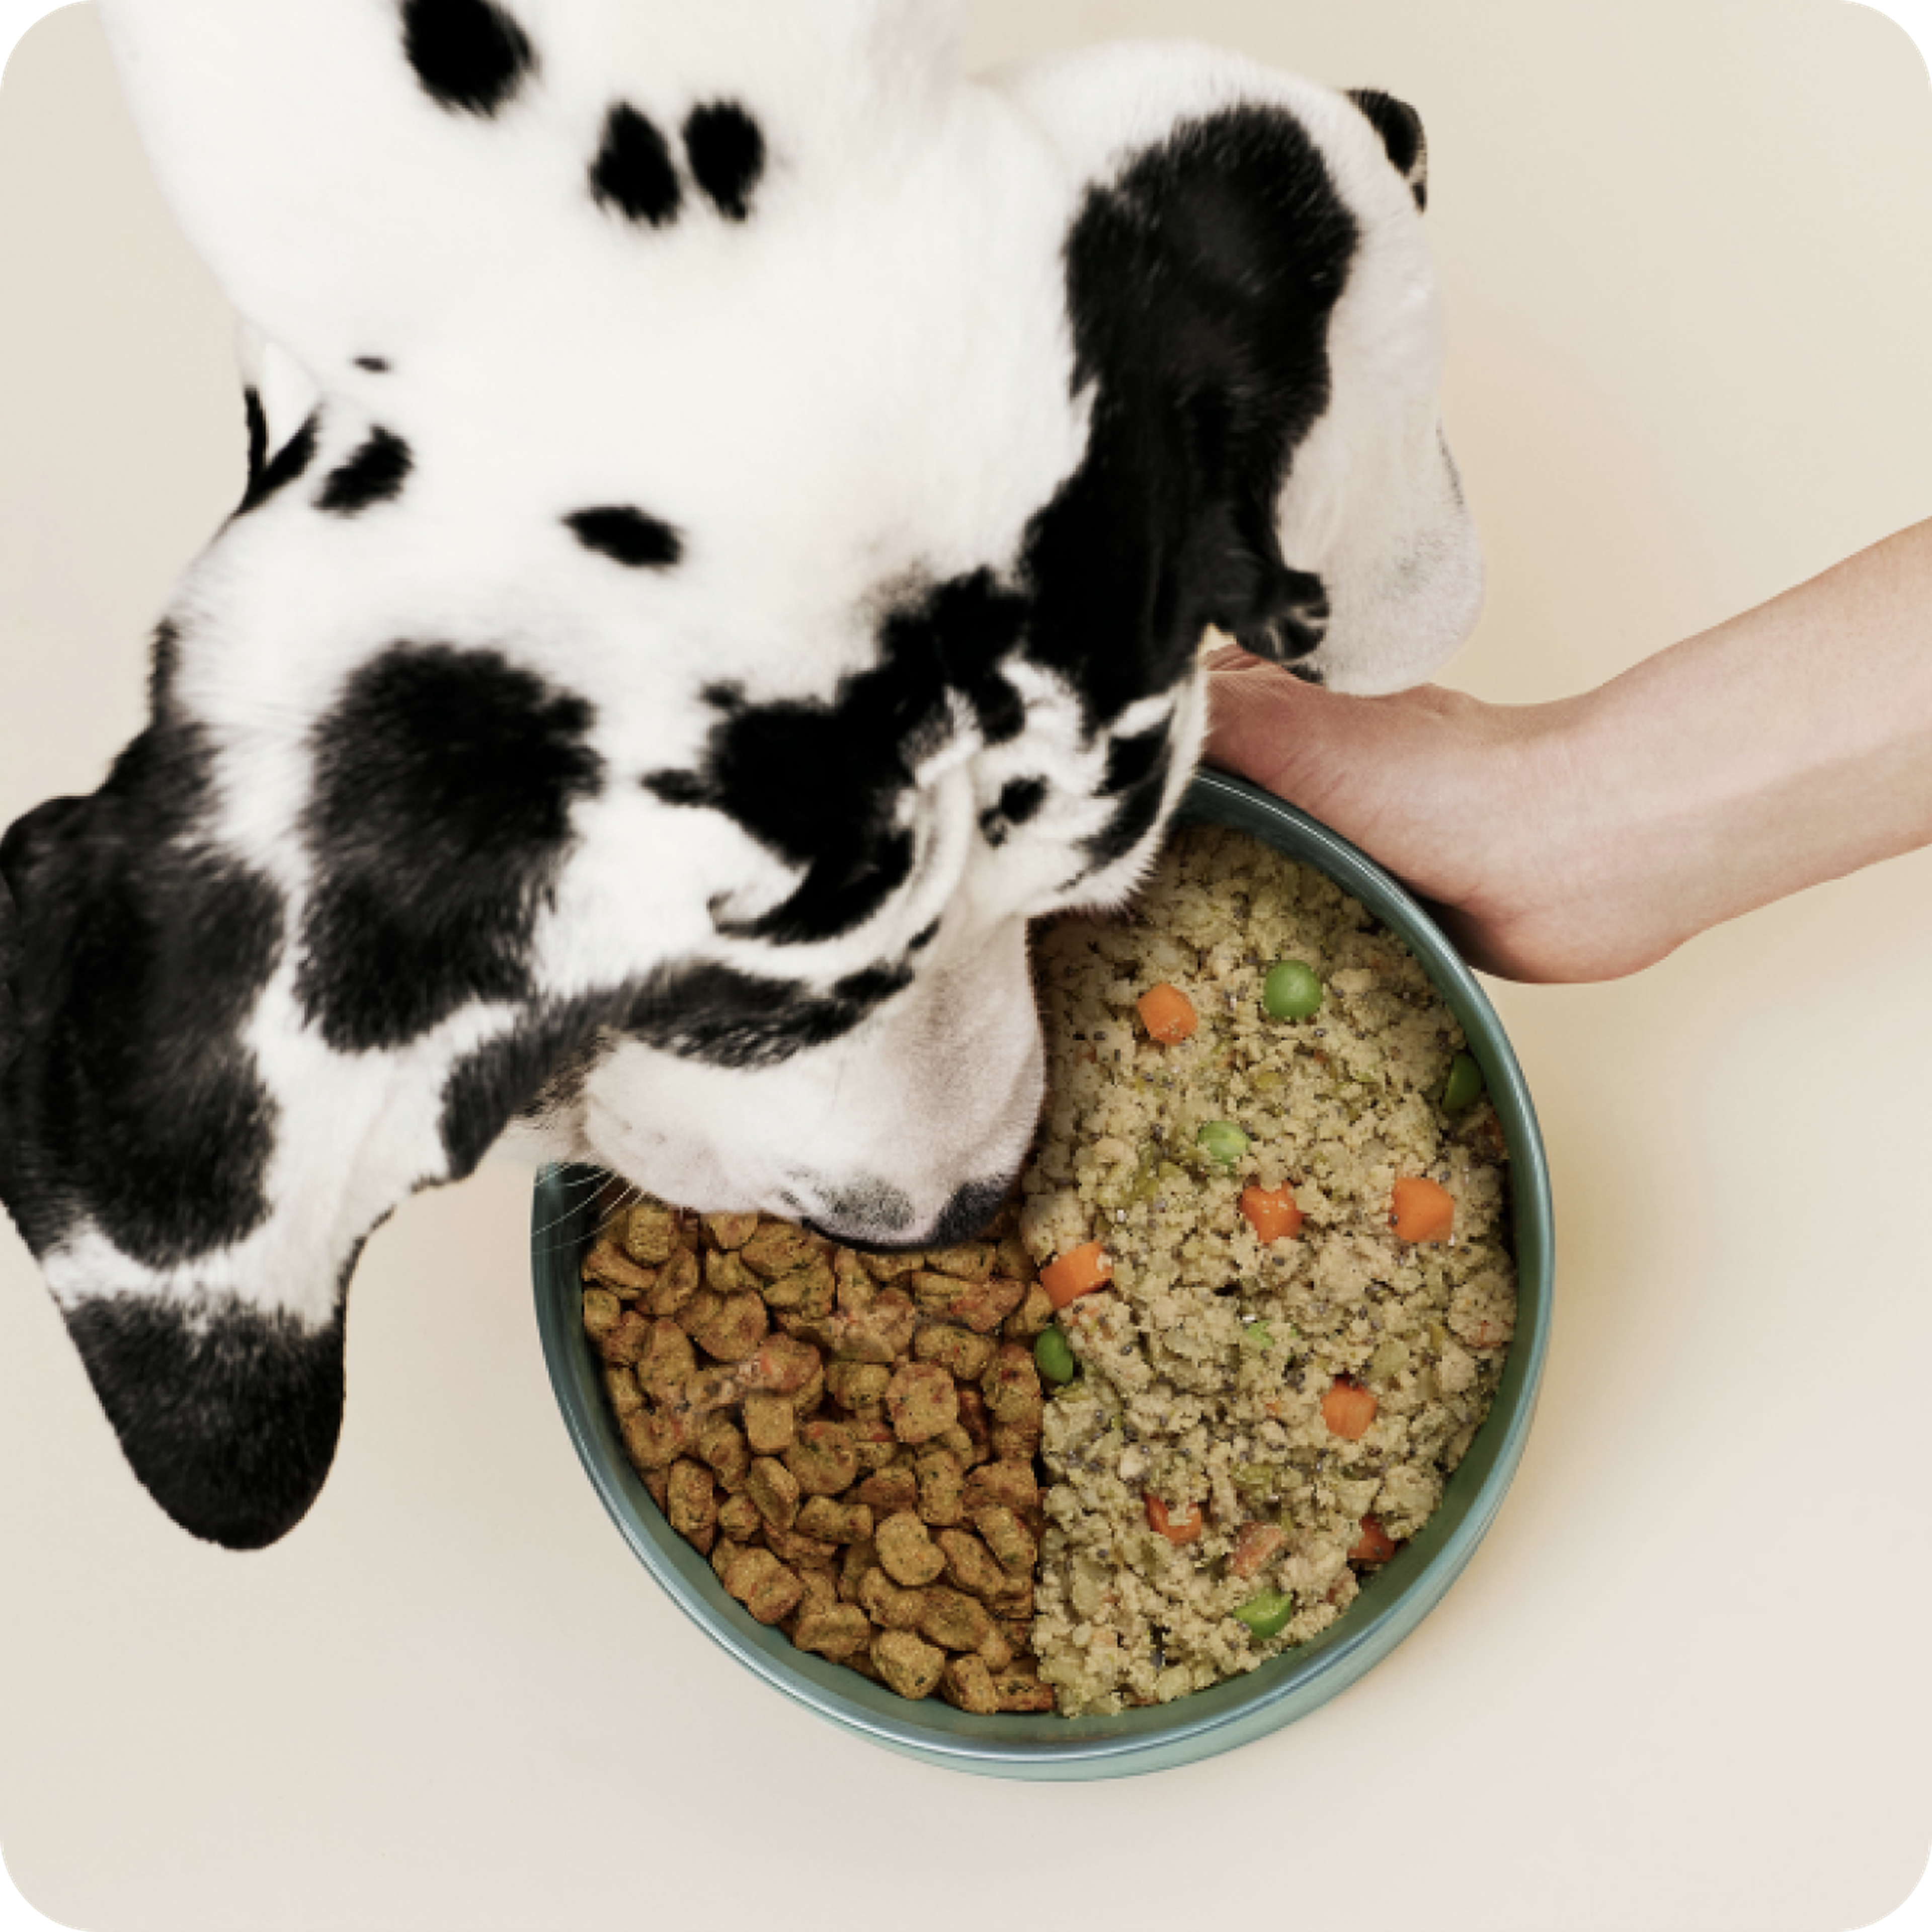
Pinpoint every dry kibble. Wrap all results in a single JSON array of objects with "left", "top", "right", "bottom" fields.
[
  {"left": 642, "top": 1467, "right": 669, "bottom": 1511},
  {"left": 666, "top": 1460, "right": 717, "bottom": 1552},
  {"left": 858, "top": 1250, "right": 925, "bottom": 1282},
  {"left": 763, "top": 1523, "right": 839, "bottom": 1568},
  {"left": 954, "top": 1387, "right": 992, "bottom": 1461},
  {"left": 918, "top": 1586, "right": 996, "bottom": 1653},
  {"left": 788, "top": 1362, "right": 826, "bottom": 1422},
  {"left": 826, "top": 1361, "right": 890, "bottom": 1415},
  {"left": 857, "top": 1566, "right": 929, "bottom": 1632},
  {"left": 710, "top": 1537, "right": 749, "bottom": 1583},
  {"left": 796, "top": 1496, "right": 874, "bottom": 1545},
  {"left": 581, "top": 1286, "right": 621, "bottom": 1342},
  {"left": 964, "top": 1460, "right": 1038, "bottom": 1516},
  {"left": 602, "top": 1364, "right": 646, "bottom": 1419},
  {"left": 832, "top": 1248, "right": 874, "bottom": 1312},
  {"left": 703, "top": 1212, "right": 761, "bottom": 1251},
  {"left": 845, "top": 1420, "right": 899, "bottom": 1473},
  {"left": 761, "top": 1256, "right": 836, "bottom": 1318},
  {"left": 687, "top": 1290, "right": 768, "bottom": 1363},
  {"left": 945, "top": 1275, "right": 1027, "bottom": 1335},
  {"left": 831, "top": 1291, "right": 919, "bottom": 1364},
  {"left": 885, "top": 1361, "right": 958, "bottom": 1444},
  {"left": 942, "top": 1654, "right": 1002, "bottom": 1715},
  {"left": 993, "top": 1669, "right": 1055, "bottom": 1713},
  {"left": 650, "top": 1247, "right": 700, "bottom": 1317},
  {"left": 913, "top": 1324, "right": 996, "bottom": 1382},
  {"left": 982, "top": 1343, "right": 1043, "bottom": 1424},
  {"left": 1003, "top": 1280, "right": 1054, "bottom": 1343},
  {"left": 704, "top": 1248, "right": 756, "bottom": 1297},
  {"left": 748, "top": 1333, "right": 821, "bottom": 1394},
  {"left": 621, "top": 1408, "right": 690, "bottom": 1471},
  {"left": 839, "top": 1539, "right": 880, "bottom": 1603},
  {"left": 794, "top": 1603, "right": 872, "bottom": 1661},
  {"left": 915, "top": 1446, "right": 967, "bottom": 1527},
  {"left": 723, "top": 1548, "right": 803, "bottom": 1625},
  {"left": 745, "top": 1456, "right": 801, "bottom": 1531},
  {"left": 923, "top": 1241, "right": 997, "bottom": 1283},
  {"left": 785, "top": 1420, "right": 860, "bottom": 1496},
  {"left": 871, "top": 1630, "right": 946, "bottom": 1700},
  {"left": 740, "top": 1222, "right": 815, "bottom": 1281},
  {"left": 973, "top": 1505, "right": 1038, "bottom": 1577},
  {"left": 990, "top": 1417, "right": 1042, "bottom": 1463},
  {"left": 636, "top": 1318, "right": 696, "bottom": 1401},
  {"left": 623, "top": 1204, "right": 682, "bottom": 1266},
  {"left": 853, "top": 1468, "right": 918, "bottom": 1515},
  {"left": 582, "top": 1237, "right": 657, "bottom": 1297},
  {"left": 716, "top": 1492, "right": 762, "bottom": 1541},
  {"left": 874, "top": 1510, "right": 947, "bottom": 1587},
  {"left": 742, "top": 1391, "right": 796, "bottom": 1455},
  {"left": 597, "top": 1307, "right": 652, "bottom": 1367},
  {"left": 794, "top": 1567, "right": 839, "bottom": 1620},
  {"left": 977, "top": 1627, "right": 1015, "bottom": 1672},
  {"left": 696, "top": 1416, "right": 751, "bottom": 1490},
  {"left": 936, "top": 1528, "right": 1008, "bottom": 1600}
]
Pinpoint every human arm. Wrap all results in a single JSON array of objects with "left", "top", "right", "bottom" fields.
[{"left": 1205, "top": 516, "right": 1932, "bottom": 982}]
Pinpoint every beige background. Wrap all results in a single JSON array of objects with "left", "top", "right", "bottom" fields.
[{"left": 4, "top": 4, "right": 1931, "bottom": 1927}]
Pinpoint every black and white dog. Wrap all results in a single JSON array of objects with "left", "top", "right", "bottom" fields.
[{"left": 0, "top": 0, "right": 1481, "bottom": 1550}]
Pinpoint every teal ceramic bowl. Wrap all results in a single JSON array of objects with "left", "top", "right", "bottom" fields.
[{"left": 532, "top": 768, "right": 1554, "bottom": 1780}]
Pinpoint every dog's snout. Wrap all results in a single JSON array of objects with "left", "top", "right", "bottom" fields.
[{"left": 798, "top": 1171, "right": 1014, "bottom": 1252}]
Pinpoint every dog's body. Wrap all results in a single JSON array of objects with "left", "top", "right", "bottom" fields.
[{"left": 0, "top": 0, "right": 1481, "bottom": 1548}]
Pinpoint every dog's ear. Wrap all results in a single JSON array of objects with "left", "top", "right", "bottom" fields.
[
  {"left": 0, "top": 651, "right": 605, "bottom": 1547},
  {"left": 1347, "top": 89, "right": 1428, "bottom": 211}
]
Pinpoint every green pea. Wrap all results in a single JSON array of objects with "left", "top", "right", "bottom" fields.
[
  {"left": 1231, "top": 1589, "right": 1296, "bottom": 1641},
  {"left": 1034, "top": 1325, "right": 1078, "bottom": 1385},
  {"left": 1262, "top": 960, "right": 1323, "bottom": 1020},
  {"left": 1196, "top": 1120, "right": 1250, "bottom": 1168},
  {"left": 1441, "top": 1050, "right": 1486, "bottom": 1113},
  {"left": 1240, "top": 1321, "right": 1274, "bottom": 1352}
]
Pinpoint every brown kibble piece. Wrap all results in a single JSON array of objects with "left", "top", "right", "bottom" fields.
[
  {"left": 582, "top": 1238, "right": 657, "bottom": 1297},
  {"left": 871, "top": 1630, "right": 945, "bottom": 1700},
  {"left": 743, "top": 1391, "right": 797, "bottom": 1455},
  {"left": 788, "top": 1362, "right": 826, "bottom": 1422},
  {"left": 990, "top": 1418, "right": 1042, "bottom": 1463},
  {"left": 581, "top": 1286, "right": 621, "bottom": 1342},
  {"left": 703, "top": 1212, "right": 761, "bottom": 1252},
  {"left": 885, "top": 1361, "right": 958, "bottom": 1444},
  {"left": 854, "top": 1468, "right": 919, "bottom": 1515},
  {"left": 785, "top": 1420, "right": 859, "bottom": 1496},
  {"left": 704, "top": 1248, "right": 756, "bottom": 1297},
  {"left": 832, "top": 1248, "right": 874, "bottom": 1313},
  {"left": 941, "top": 1654, "right": 1002, "bottom": 1714},
  {"left": 763, "top": 1523, "right": 839, "bottom": 1568},
  {"left": 936, "top": 1527, "right": 1008, "bottom": 1600},
  {"left": 982, "top": 1343, "right": 1043, "bottom": 1424},
  {"left": 697, "top": 1416, "right": 751, "bottom": 1490},
  {"left": 602, "top": 1364, "right": 645, "bottom": 1418},
  {"left": 794, "top": 1567, "right": 839, "bottom": 1619},
  {"left": 642, "top": 1467, "right": 669, "bottom": 1510},
  {"left": 826, "top": 1361, "right": 890, "bottom": 1415},
  {"left": 723, "top": 1548, "right": 803, "bottom": 1625},
  {"left": 845, "top": 1420, "right": 898, "bottom": 1473},
  {"left": 1002, "top": 1281, "right": 1054, "bottom": 1343},
  {"left": 621, "top": 1409, "right": 691, "bottom": 1473},
  {"left": 794, "top": 1603, "right": 873, "bottom": 1662},
  {"left": 839, "top": 1539, "right": 879, "bottom": 1603},
  {"left": 923, "top": 1241, "right": 997, "bottom": 1283},
  {"left": 856, "top": 1567, "right": 928, "bottom": 1632},
  {"left": 710, "top": 1537, "right": 748, "bottom": 1582},
  {"left": 716, "top": 1492, "right": 762, "bottom": 1541},
  {"left": 973, "top": 1504, "right": 1037, "bottom": 1577},
  {"left": 796, "top": 1496, "right": 874, "bottom": 1545},
  {"left": 993, "top": 1669, "right": 1055, "bottom": 1713},
  {"left": 649, "top": 1248, "right": 700, "bottom": 1317},
  {"left": 858, "top": 1250, "right": 925, "bottom": 1282},
  {"left": 916, "top": 1446, "right": 967, "bottom": 1527},
  {"left": 964, "top": 1460, "right": 1038, "bottom": 1514},
  {"left": 918, "top": 1586, "right": 996, "bottom": 1653},
  {"left": 954, "top": 1387, "right": 992, "bottom": 1461},
  {"left": 623, "top": 1203, "right": 682, "bottom": 1266},
  {"left": 913, "top": 1324, "right": 996, "bottom": 1382},
  {"left": 636, "top": 1317, "right": 696, "bottom": 1400},
  {"left": 977, "top": 1627, "right": 1015, "bottom": 1672},
  {"left": 687, "top": 1289, "right": 768, "bottom": 1363},
  {"left": 748, "top": 1333, "right": 821, "bottom": 1394},
  {"left": 745, "top": 1456, "right": 801, "bottom": 1531},
  {"left": 761, "top": 1256, "right": 835, "bottom": 1318},
  {"left": 596, "top": 1307, "right": 652, "bottom": 1366},
  {"left": 666, "top": 1460, "right": 718, "bottom": 1547},
  {"left": 875, "top": 1510, "right": 946, "bottom": 1587},
  {"left": 832, "top": 1290, "right": 919, "bottom": 1363},
  {"left": 945, "top": 1275, "right": 1027, "bottom": 1335},
  {"left": 739, "top": 1222, "right": 814, "bottom": 1281}
]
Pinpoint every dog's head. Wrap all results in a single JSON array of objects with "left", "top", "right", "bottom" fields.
[{"left": 1, "top": 2, "right": 1479, "bottom": 1546}]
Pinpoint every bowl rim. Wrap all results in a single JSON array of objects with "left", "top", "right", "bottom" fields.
[{"left": 532, "top": 769, "right": 1555, "bottom": 1779}]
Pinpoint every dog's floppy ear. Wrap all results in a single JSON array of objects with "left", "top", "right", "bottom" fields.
[{"left": 0, "top": 640, "right": 608, "bottom": 1547}]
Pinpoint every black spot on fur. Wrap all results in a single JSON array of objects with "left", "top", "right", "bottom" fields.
[
  {"left": 979, "top": 775, "right": 1045, "bottom": 848},
  {"left": 566, "top": 506, "right": 682, "bottom": 569},
  {"left": 317, "top": 428, "right": 413, "bottom": 516},
  {"left": 148, "top": 618, "right": 182, "bottom": 714},
  {"left": 1083, "top": 725, "right": 1174, "bottom": 872},
  {"left": 402, "top": 0, "right": 536, "bottom": 118},
  {"left": 800, "top": 1178, "right": 916, "bottom": 1242},
  {"left": 0, "top": 709, "right": 283, "bottom": 1267},
  {"left": 296, "top": 646, "right": 602, "bottom": 1053},
  {"left": 1348, "top": 89, "right": 1428, "bottom": 210},
  {"left": 354, "top": 356, "right": 391, "bottom": 373},
  {"left": 683, "top": 102, "right": 765, "bottom": 220},
  {"left": 62, "top": 1291, "right": 347, "bottom": 1549},
  {"left": 623, "top": 957, "right": 911, "bottom": 1069},
  {"left": 237, "top": 410, "right": 319, "bottom": 517},
  {"left": 591, "top": 104, "right": 681, "bottom": 227},
  {"left": 439, "top": 990, "right": 626, "bottom": 1177},
  {"left": 643, "top": 571, "right": 1027, "bottom": 944},
  {"left": 1022, "top": 107, "right": 1358, "bottom": 709},
  {"left": 242, "top": 389, "right": 268, "bottom": 501},
  {"left": 908, "top": 919, "right": 941, "bottom": 953},
  {"left": 922, "top": 1174, "right": 1014, "bottom": 1247}
]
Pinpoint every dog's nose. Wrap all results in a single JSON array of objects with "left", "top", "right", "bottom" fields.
[{"left": 796, "top": 1172, "right": 1012, "bottom": 1252}]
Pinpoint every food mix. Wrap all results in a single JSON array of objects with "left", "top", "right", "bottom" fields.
[{"left": 582, "top": 823, "right": 1516, "bottom": 1716}]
